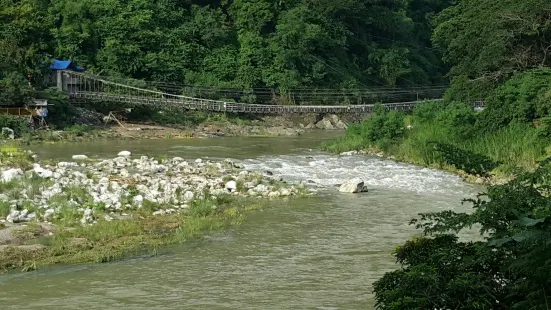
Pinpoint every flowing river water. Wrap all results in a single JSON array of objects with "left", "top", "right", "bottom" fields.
[{"left": 0, "top": 132, "right": 482, "bottom": 309}]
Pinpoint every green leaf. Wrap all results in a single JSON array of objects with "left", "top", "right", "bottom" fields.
[
  {"left": 516, "top": 217, "right": 545, "bottom": 227},
  {"left": 488, "top": 237, "right": 512, "bottom": 247}
]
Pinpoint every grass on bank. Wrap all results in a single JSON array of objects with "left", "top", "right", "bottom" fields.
[
  {"left": 0, "top": 194, "right": 265, "bottom": 273},
  {"left": 0, "top": 147, "right": 308, "bottom": 273},
  {"left": 0, "top": 142, "right": 35, "bottom": 170},
  {"left": 322, "top": 101, "right": 550, "bottom": 180}
]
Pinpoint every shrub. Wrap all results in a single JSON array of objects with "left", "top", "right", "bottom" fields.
[
  {"left": 0, "top": 115, "right": 31, "bottom": 137},
  {"left": 374, "top": 160, "right": 551, "bottom": 309},
  {"left": 476, "top": 68, "right": 551, "bottom": 133},
  {"left": 356, "top": 104, "right": 406, "bottom": 144},
  {"left": 36, "top": 88, "right": 78, "bottom": 128},
  {"left": 412, "top": 100, "right": 447, "bottom": 124},
  {"left": 430, "top": 141, "right": 500, "bottom": 177},
  {"left": 434, "top": 102, "right": 477, "bottom": 140},
  {"left": 411, "top": 101, "right": 477, "bottom": 141}
]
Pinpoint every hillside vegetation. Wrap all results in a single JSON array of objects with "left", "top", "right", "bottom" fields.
[
  {"left": 2, "top": 0, "right": 551, "bottom": 308},
  {"left": 322, "top": 1, "right": 551, "bottom": 309},
  {"left": 324, "top": 0, "right": 551, "bottom": 180},
  {"left": 1, "top": 0, "right": 452, "bottom": 105}
]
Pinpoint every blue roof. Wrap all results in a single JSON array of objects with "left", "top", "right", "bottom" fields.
[{"left": 50, "top": 59, "right": 85, "bottom": 72}]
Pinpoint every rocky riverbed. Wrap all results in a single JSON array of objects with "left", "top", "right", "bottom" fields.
[
  {"left": 0, "top": 152, "right": 311, "bottom": 225},
  {"left": 0, "top": 150, "right": 320, "bottom": 272}
]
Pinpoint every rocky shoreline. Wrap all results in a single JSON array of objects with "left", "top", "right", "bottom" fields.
[
  {"left": 112, "top": 113, "right": 350, "bottom": 139},
  {"left": 3, "top": 112, "right": 351, "bottom": 144},
  {"left": 1, "top": 152, "right": 312, "bottom": 225},
  {"left": 0, "top": 150, "right": 316, "bottom": 272}
]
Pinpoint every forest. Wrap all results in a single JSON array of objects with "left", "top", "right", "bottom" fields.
[
  {"left": 1, "top": 0, "right": 453, "bottom": 105},
  {"left": 2, "top": 0, "right": 551, "bottom": 309},
  {"left": 2, "top": 0, "right": 550, "bottom": 103}
]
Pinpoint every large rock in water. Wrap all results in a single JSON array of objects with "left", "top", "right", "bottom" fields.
[
  {"left": 72, "top": 154, "right": 89, "bottom": 160},
  {"left": 339, "top": 178, "right": 368, "bottom": 193}
]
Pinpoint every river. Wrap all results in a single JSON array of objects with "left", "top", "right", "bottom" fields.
[{"left": 0, "top": 132, "right": 481, "bottom": 309}]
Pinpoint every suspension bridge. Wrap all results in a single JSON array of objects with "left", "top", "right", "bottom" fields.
[{"left": 56, "top": 70, "right": 485, "bottom": 114}]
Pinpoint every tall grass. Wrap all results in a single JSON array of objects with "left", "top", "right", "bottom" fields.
[
  {"left": 460, "top": 124, "right": 546, "bottom": 172},
  {"left": 322, "top": 101, "right": 550, "bottom": 178},
  {"left": 0, "top": 201, "right": 10, "bottom": 217},
  {"left": 320, "top": 133, "right": 365, "bottom": 153}
]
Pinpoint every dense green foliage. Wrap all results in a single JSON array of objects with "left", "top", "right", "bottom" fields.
[
  {"left": 0, "top": 0, "right": 51, "bottom": 105},
  {"left": 0, "top": 115, "right": 31, "bottom": 136},
  {"left": 1, "top": 0, "right": 548, "bottom": 104},
  {"left": 323, "top": 97, "right": 549, "bottom": 176},
  {"left": 347, "top": 105, "right": 406, "bottom": 144},
  {"left": 373, "top": 161, "right": 551, "bottom": 309},
  {"left": 433, "top": 0, "right": 551, "bottom": 101},
  {"left": 476, "top": 68, "right": 551, "bottom": 133},
  {"left": 430, "top": 142, "right": 499, "bottom": 178},
  {"left": 1, "top": 0, "right": 454, "bottom": 106}
]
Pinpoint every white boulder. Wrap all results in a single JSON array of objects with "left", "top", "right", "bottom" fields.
[
  {"left": 133, "top": 195, "right": 144, "bottom": 205},
  {"left": 6, "top": 210, "right": 20, "bottom": 223},
  {"left": 1, "top": 168, "right": 23, "bottom": 183},
  {"left": 315, "top": 118, "right": 334, "bottom": 130},
  {"left": 335, "top": 120, "right": 348, "bottom": 129},
  {"left": 183, "top": 191, "right": 194, "bottom": 201},
  {"left": 225, "top": 180, "right": 237, "bottom": 192},
  {"left": 280, "top": 188, "right": 291, "bottom": 196},
  {"left": 1, "top": 127, "right": 15, "bottom": 140},
  {"left": 33, "top": 164, "right": 54, "bottom": 178},
  {"left": 339, "top": 178, "right": 369, "bottom": 193},
  {"left": 72, "top": 155, "right": 89, "bottom": 160},
  {"left": 118, "top": 151, "right": 131, "bottom": 157}
]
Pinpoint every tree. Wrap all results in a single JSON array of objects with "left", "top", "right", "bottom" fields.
[
  {"left": 374, "top": 159, "right": 551, "bottom": 309},
  {"left": 1, "top": 0, "right": 453, "bottom": 104},
  {"left": 433, "top": 0, "right": 551, "bottom": 101},
  {"left": 0, "top": 0, "right": 52, "bottom": 105}
]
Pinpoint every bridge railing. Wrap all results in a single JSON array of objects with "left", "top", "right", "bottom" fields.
[{"left": 60, "top": 71, "right": 482, "bottom": 114}]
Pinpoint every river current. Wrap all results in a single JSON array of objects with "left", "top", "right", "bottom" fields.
[{"left": 0, "top": 132, "right": 481, "bottom": 309}]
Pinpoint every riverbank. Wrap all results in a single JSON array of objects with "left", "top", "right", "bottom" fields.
[
  {"left": 320, "top": 102, "right": 544, "bottom": 186},
  {"left": 0, "top": 150, "right": 313, "bottom": 273},
  {"left": 4, "top": 111, "right": 353, "bottom": 145},
  {"left": 336, "top": 148, "right": 513, "bottom": 186}
]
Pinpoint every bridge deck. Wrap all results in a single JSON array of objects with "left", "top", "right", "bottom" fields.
[
  {"left": 70, "top": 92, "right": 423, "bottom": 114},
  {"left": 61, "top": 71, "right": 485, "bottom": 114}
]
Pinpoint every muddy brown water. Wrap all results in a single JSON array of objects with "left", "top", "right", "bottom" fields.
[{"left": 0, "top": 131, "right": 482, "bottom": 309}]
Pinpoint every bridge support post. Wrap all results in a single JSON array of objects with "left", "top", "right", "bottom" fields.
[{"left": 56, "top": 71, "right": 63, "bottom": 92}]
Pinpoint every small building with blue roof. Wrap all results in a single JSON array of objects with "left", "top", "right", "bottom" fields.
[
  {"left": 46, "top": 59, "right": 86, "bottom": 92},
  {"left": 50, "top": 59, "right": 86, "bottom": 72}
]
